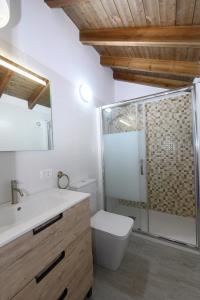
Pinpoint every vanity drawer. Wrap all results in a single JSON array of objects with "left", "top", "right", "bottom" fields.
[
  {"left": 0, "top": 199, "right": 90, "bottom": 300},
  {"left": 13, "top": 229, "right": 93, "bottom": 300}
]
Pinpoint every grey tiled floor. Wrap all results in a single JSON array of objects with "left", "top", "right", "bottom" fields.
[{"left": 91, "top": 235, "right": 200, "bottom": 300}]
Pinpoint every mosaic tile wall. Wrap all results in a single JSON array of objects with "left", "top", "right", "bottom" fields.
[
  {"left": 145, "top": 93, "right": 196, "bottom": 217},
  {"left": 118, "top": 199, "right": 147, "bottom": 209}
]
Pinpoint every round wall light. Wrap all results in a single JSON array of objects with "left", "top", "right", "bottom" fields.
[
  {"left": 0, "top": 0, "right": 10, "bottom": 28},
  {"left": 79, "top": 84, "right": 92, "bottom": 103}
]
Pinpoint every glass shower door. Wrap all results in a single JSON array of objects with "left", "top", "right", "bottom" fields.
[
  {"left": 101, "top": 89, "right": 197, "bottom": 247},
  {"left": 102, "top": 102, "right": 148, "bottom": 232}
]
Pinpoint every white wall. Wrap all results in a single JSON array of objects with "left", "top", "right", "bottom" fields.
[
  {"left": 114, "top": 80, "right": 167, "bottom": 102},
  {"left": 0, "top": 0, "right": 114, "bottom": 206}
]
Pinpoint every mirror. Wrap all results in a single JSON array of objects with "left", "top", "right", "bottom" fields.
[{"left": 0, "top": 55, "right": 53, "bottom": 151}]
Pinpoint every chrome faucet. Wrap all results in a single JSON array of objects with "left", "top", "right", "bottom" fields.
[{"left": 11, "top": 180, "right": 24, "bottom": 204}]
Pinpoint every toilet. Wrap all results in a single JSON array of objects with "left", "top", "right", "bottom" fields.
[
  {"left": 91, "top": 210, "right": 133, "bottom": 271},
  {"left": 70, "top": 179, "right": 134, "bottom": 271}
]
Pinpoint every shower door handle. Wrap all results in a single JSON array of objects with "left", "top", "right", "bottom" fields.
[{"left": 140, "top": 159, "right": 144, "bottom": 175}]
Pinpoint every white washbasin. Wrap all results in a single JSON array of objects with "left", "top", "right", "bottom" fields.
[{"left": 0, "top": 188, "right": 90, "bottom": 247}]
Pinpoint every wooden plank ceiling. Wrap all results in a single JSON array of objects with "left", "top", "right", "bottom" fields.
[{"left": 45, "top": 0, "right": 200, "bottom": 89}]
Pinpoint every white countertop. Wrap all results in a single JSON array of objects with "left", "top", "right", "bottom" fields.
[{"left": 0, "top": 188, "right": 90, "bottom": 248}]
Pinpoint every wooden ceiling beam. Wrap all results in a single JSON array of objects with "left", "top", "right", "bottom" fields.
[
  {"left": 0, "top": 70, "right": 13, "bottom": 97},
  {"left": 113, "top": 71, "right": 191, "bottom": 89},
  {"left": 80, "top": 26, "right": 200, "bottom": 48},
  {"left": 101, "top": 56, "right": 200, "bottom": 77},
  {"left": 45, "top": 0, "right": 87, "bottom": 8},
  {"left": 28, "top": 83, "right": 49, "bottom": 110}
]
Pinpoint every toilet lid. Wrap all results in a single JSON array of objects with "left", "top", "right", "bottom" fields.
[{"left": 91, "top": 210, "right": 134, "bottom": 238}]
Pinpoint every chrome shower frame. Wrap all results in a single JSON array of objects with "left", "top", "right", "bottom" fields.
[{"left": 99, "top": 85, "right": 200, "bottom": 251}]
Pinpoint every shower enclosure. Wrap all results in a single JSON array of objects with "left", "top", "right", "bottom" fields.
[{"left": 100, "top": 86, "right": 199, "bottom": 248}]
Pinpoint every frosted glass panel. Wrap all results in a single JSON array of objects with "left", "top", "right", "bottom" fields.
[{"left": 104, "top": 132, "right": 140, "bottom": 201}]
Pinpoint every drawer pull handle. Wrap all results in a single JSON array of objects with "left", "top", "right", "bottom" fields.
[
  {"left": 57, "top": 288, "right": 68, "bottom": 300},
  {"left": 33, "top": 213, "right": 63, "bottom": 235},
  {"left": 35, "top": 251, "right": 65, "bottom": 284}
]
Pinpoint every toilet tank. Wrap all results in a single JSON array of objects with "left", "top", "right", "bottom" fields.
[{"left": 70, "top": 179, "right": 97, "bottom": 215}]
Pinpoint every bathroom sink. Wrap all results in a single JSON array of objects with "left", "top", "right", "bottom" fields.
[
  {"left": 0, "top": 188, "right": 90, "bottom": 247},
  {"left": 0, "top": 208, "right": 16, "bottom": 228}
]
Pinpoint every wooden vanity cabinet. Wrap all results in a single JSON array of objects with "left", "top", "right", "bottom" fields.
[{"left": 0, "top": 198, "right": 93, "bottom": 300}]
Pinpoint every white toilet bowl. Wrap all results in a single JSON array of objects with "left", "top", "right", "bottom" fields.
[{"left": 91, "top": 210, "right": 134, "bottom": 271}]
